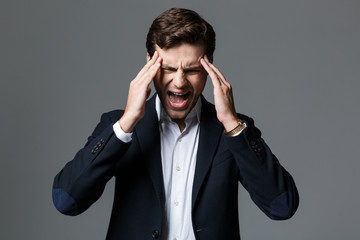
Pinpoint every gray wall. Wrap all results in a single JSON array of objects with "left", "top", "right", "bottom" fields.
[{"left": 1, "top": 0, "right": 359, "bottom": 239}]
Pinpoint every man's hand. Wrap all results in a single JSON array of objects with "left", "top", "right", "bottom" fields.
[
  {"left": 118, "top": 51, "right": 162, "bottom": 133},
  {"left": 200, "top": 56, "right": 239, "bottom": 132}
]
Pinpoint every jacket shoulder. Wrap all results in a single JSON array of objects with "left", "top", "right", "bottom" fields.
[{"left": 100, "top": 109, "right": 124, "bottom": 124}]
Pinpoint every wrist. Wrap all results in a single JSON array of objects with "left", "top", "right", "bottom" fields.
[
  {"left": 222, "top": 116, "right": 240, "bottom": 132},
  {"left": 224, "top": 119, "right": 246, "bottom": 136},
  {"left": 118, "top": 114, "right": 138, "bottom": 133}
]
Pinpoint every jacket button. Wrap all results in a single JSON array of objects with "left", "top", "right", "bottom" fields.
[
  {"left": 152, "top": 230, "right": 159, "bottom": 239},
  {"left": 254, "top": 147, "right": 261, "bottom": 153}
]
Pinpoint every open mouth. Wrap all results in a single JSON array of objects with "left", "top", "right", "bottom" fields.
[{"left": 167, "top": 91, "right": 191, "bottom": 109}]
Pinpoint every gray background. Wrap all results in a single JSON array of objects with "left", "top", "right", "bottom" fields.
[{"left": 1, "top": 0, "right": 359, "bottom": 239}]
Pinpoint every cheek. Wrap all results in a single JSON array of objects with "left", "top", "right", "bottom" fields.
[
  {"left": 152, "top": 74, "right": 161, "bottom": 92},
  {"left": 153, "top": 72, "right": 170, "bottom": 92},
  {"left": 191, "top": 76, "right": 207, "bottom": 93}
]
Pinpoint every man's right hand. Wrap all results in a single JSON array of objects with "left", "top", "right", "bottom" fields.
[{"left": 118, "top": 51, "right": 162, "bottom": 133}]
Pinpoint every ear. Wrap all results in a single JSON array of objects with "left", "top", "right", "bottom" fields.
[{"left": 146, "top": 53, "right": 150, "bottom": 63}]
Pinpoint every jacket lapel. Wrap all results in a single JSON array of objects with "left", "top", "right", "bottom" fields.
[
  {"left": 192, "top": 96, "right": 224, "bottom": 207},
  {"left": 134, "top": 95, "right": 165, "bottom": 208},
  {"left": 133, "top": 95, "right": 223, "bottom": 211}
]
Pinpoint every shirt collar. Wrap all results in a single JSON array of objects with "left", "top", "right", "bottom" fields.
[{"left": 155, "top": 94, "right": 202, "bottom": 124}]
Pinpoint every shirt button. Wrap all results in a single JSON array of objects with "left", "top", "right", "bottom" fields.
[
  {"left": 174, "top": 200, "right": 179, "bottom": 206},
  {"left": 176, "top": 166, "right": 181, "bottom": 171},
  {"left": 178, "top": 138, "right": 182, "bottom": 142},
  {"left": 152, "top": 230, "right": 159, "bottom": 239}
]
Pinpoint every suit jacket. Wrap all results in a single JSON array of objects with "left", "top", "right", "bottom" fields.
[{"left": 53, "top": 95, "right": 299, "bottom": 240}]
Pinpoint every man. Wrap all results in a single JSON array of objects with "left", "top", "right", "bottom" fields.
[{"left": 53, "top": 8, "right": 299, "bottom": 240}]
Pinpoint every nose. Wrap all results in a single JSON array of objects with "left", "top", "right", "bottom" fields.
[{"left": 173, "top": 69, "right": 187, "bottom": 89}]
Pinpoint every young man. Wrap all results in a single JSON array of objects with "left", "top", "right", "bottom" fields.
[{"left": 53, "top": 8, "right": 299, "bottom": 240}]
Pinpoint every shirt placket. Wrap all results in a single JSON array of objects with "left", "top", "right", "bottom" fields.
[{"left": 169, "top": 129, "right": 187, "bottom": 240}]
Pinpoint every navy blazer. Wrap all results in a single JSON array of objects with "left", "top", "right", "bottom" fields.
[{"left": 53, "top": 95, "right": 299, "bottom": 239}]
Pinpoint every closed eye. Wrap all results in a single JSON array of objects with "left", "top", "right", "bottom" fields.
[
  {"left": 184, "top": 69, "right": 200, "bottom": 73},
  {"left": 184, "top": 69, "right": 202, "bottom": 75},
  {"left": 162, "top": 67, "right": 177, "bottom": 73}
]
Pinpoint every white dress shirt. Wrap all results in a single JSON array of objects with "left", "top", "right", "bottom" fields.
[
  {"left": 113, "top": 95, "right": 244, "bottom": 240},
  {"left": 155, "top": 96, "right": 201, "bottom": 240},
  {"left": 113, "top": 96, "right": 200, "bottom": 240}
]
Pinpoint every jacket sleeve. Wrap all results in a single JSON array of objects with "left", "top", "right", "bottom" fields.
[
  {"left": 52, "top": 110, "right": 129, "bottom": 216},
  {"left": 225, "top": 116, "right": 299, "bottom": 220}
]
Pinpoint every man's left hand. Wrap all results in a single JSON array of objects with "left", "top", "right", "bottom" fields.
[{"left": 200, "top": 56, "right": 239, "bottom": 132}]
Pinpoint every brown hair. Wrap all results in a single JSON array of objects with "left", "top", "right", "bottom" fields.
[{"left": 146, "top": 8, "right": 216, "bottom": 61}]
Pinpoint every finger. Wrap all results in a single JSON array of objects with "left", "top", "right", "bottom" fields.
[
  {"left": 204, "top": 56, "right": 230, "bottom": 87},
  {"left": 142, "top": 56, "right": 162, "bottom": 85},
  {"left": 203, "top": 56, "right": 225, "bottom": 83},
  {"left": 201, "top": 58, "right": 221, "bottom": 88},
  {"left": 136, "top": 51, "right": 159, "bottom": 78}
]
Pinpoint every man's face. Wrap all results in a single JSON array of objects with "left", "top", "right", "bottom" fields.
[{"left": 149, "top": 43, "right": 207, "bottom": 123}]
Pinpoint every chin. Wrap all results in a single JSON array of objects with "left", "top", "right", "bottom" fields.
[{"left": 167, "top": 110, "right": 189, "bottom": 121}]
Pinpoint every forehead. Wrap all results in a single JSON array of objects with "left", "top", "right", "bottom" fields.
[{"left": 155, "top": 43, "right": 205, "bottom": 67}]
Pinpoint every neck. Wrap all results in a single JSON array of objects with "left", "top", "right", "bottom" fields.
[{"left": 172, "top": 118, "right": 186, "bottom": 132}]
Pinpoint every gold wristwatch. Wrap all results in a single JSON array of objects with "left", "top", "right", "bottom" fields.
[{"left": 224, "top": 119, "right": 246, "bottom": 136}]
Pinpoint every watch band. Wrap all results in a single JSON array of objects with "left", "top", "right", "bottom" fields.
[{"left": 224, "top": 119, "right": 246, "bottom": 136}]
